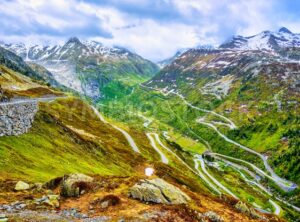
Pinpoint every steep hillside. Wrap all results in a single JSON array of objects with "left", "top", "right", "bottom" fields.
[{"left": 1, "top": 38, "right": 159, "bottom": 100}]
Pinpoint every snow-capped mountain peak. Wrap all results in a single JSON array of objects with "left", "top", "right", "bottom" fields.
[
  {"left": 0, "top": 37, "right": 137, "bottom": 62},
  {"left": 220, "top": 28, "right": 300, "bottom": 51}
]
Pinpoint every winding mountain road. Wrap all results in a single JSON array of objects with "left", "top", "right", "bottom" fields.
[
  {"left": 0, "top": 96, "right": 64, "bottom": 106},
  {"left": 269, "top": 200, "right": 281, "bottom": 216},
  {"left": 146, "top": 133, "right": 169, "bottom": 164},
  {"left": 91, "top": 106, "right": 140, "bottom": 153},
  {"left": 141, "top": 84, "right": 297, "bottom": 191},
  {"left": 144, "top": 131, "right": 221, "bottom": 194},
  {"left": 194, "top": 155, "right": 238, "bottom": 199},
  {"left": 148, "top": 132, "right": 225, "bottom": 195},
  {"left": 193, "top": 158, "right": 222, "bottom": 194},
  {"left": 207, "top": 152, "right": 293, "bottom": 191},
  {"left": 140, "top": 84, "right": 236, "bottom": 129},
  {"left": 208, "top": 153, "right": 300, "bottom": 213},
  {"left": 197, "top": 120, "right": 296, "bottom": 191},
  {"left": 136, "top": 113, "right": 153, "bottom": 128},
  {"left": 181, "top": 96, "right": 237, "bottom": 129}
]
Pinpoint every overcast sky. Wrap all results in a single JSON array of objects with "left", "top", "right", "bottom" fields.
[{"left": 1, "top": 0, "right": 300, "bottom": 61}]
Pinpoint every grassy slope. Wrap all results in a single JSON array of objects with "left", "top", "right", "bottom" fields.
[
  {"left": 0, "top": 96, "right": 210, "bottom": 196},
  {"left": 0, "top": 97, "right": 138, "bottom": 182}
]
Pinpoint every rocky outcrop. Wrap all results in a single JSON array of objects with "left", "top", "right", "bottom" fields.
[
  {"left": 129, "top": 178, "right": 190, "bottom": 204},
  {"left": 0, "top": 101, "right": 38, "bottom": 136},
  {"left": 14, "top": 181, "right": 30, "bottom": 191},
  {"left": 60, "top": 173, "right": 94, "bottom": 197}
]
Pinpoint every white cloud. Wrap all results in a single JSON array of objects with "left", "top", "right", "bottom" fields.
[
  {"left": 93, "top": 20, "right": 199, "bottom": 61},
  {"left": 0, "top": 0, "right": 299, "bottom": 61}
]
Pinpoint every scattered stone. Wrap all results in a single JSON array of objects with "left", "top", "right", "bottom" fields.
[
  {"left": 35, "top": 195, "right": 60, "bottom": 208},
  {"left": 129, "top": 178, "right": 190, "bottom": 204},
  {"left": 15, "top": 203, "right": 27, "bottom": 210},
  {"left": 15, "top": 181, "right": 30, "bottom": 191},
  {"left": 234, "top": 201, "right": 262, "bottom": 219},
  {"left": 61, "top": 173, "right": 94, "bottom": 197},
  {"left": 35, "top": 197, "right": 47, "bottom": 205},
  {"left": 44, "top": 195, "right": 60, "bottom": 208},
  {"left": 0, "top": 201, "right": 27, "bottom": 213},
  {"left": 203, "top": 211, "right": 224, "bottom": 222},
  {"left": 61, "top": 208, "right": 89, "bottom": 219}
]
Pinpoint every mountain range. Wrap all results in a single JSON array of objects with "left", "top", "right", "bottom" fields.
[{"left": 1, "top": 37, "right": 159, "bottom": 99}]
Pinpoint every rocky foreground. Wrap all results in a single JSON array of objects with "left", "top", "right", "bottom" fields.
[{"left": 0, "top": 173, "right": 283, "bottom": 222}]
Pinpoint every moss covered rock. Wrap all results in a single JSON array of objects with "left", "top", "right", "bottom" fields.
[
  {"left": 60, "top": 173, "right": 94, "bottom": 197},
  {"left": 129, "top": 178, "right": 190, "bottom": 204}
]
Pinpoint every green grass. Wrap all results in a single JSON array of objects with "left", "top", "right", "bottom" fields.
[
  {"left": 167, "top": 131, "right": 206, "bottom": 154},
  {"left": 0, "top": 97, "right": 141, "bottom": 182}
]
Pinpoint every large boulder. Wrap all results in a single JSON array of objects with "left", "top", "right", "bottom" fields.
[
  {"left": 60, "top": 173, "right": 94, "bottom": 197},
  {"left": 129, "top": 178, "right": 190, "bottom": 204},
  {"left": 14, "top": 181, "right": 30, "bottom": 191}
]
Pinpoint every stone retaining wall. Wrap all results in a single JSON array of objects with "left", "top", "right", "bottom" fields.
[{"left": 0, "top": 102, "right": 38, "bottom": 136}]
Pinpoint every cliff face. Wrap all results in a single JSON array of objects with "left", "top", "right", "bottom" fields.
[{"left": 0, "top": 101, "right": 38, "bottom": 136}]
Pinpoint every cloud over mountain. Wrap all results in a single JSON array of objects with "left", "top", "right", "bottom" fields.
[{"left": 0, "top": 0, "right": 300, "bottom": 61}]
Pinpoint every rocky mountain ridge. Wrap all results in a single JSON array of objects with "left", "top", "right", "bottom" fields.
[
  {"left": 1, "top": 37, "right": 159, "bottom": 99},
  {"left": 159, "top": 27, "right": 300, "bottom": 69}
]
